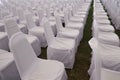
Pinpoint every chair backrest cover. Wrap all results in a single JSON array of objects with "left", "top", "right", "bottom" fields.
[
  {"left": 25, "top": 13, "right": 36, "bottom": 29},
  {"left": 43, "top": 17, "right": 54, "bottom": 45},
  {"left": 92, "top": 19, "right": 99, "bottom": 38},
  {"left": 17, "top": 8, "right": 25, "bottom": 22},
  {"left": 89, "top": 37, "right": 101, "bottom": 80},
  {"left": 64, "top": 11, "right": 69, "bottom": 25},
  {"left": 94, "top": 40, "right": 101, "bottom": 80},
  {"left": 9, "top": 32, "right": 37, "bottom": 78},
  {"left": 37, "top": 8, "right": 44, "bottom": 24},
  {"left": 4, "top": 18, "right": 20, "bottom": 39},
  {"left": 46, "top": 7, "right": 52, "bottom": 18},
  {"left": 55, "top": 14, "right": 63, "bottom": 31}
]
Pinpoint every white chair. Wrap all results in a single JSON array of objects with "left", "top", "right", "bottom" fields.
[
  {"left": 55, "top": 14, "right": 81, "bottom": 45},
  {"left": 72, "top": 4, "right": 89, "bottom": 20},
  {"left": 4, "top": 18, "right": 41, "bottom": 56},
  {"left": 0, "top": 49, "right": 20, "bottom": 80},
  {"left": 92, "top": 20, "right": 119, "bottom": 46},
  {"left": 68, "top": 9, "right": 86, "bottom": 24},
  {"left": 46, "top": 7, "right": 56, "bottom": 22},
  {"left": 37, "top": 8, "right": 57, "bottom": 36},
  {"left": 25, "top": 13, "right": 47, "bottom": 47},
  {"left": 9, "top": 32, "right": 67, "bottom": 80},
  {"left": 17, "top": 8, "right": 27, "bottom": 25},
  {"left": 16, "top": 8, "right": 28, "bottom": 34},
  {"left": 89, "top": 38, "right": 120, "bottom": 80},
  {"left": 64, "top": 11, "right": 84, "bottom": 40},
  {"left": 43, "top": 18, "right": 76, "bottom": 69}
]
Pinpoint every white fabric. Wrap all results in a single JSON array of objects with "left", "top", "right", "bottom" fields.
[
  {"left": 92, "top": 20, "right": 119, "bottom": 46},
  {"left": 97, "top": 25, "right": 115, "bottom": 32},
  {"left": 64, "top": 12, "right": 84, "bottom": 40},
  {"left": 0, "top": 23, "right": 5, "bottom": 32},
  {"left": 17, "top": 24, "right": 28, "bottom": 34},
  {"left": 4, "top": 18, "right": 41, "bottom": 56},
  {"left": 89, "top": 38, "right": 120, "bottom": 80},
  {"left": 25, "top": 13, "right": 47, "bottom": 47},
  {"left": 0, "top": 49, "right": 20, "bottom": 80},
  {"left": 49, "top": 21, "right": 57, "bottom": 36},
  {"left": 44, "top": 19, "right": 76, "bottom": 69},
  {"left": 0, "top": 32, "right": 9, "bottom": 51},
  {"left": 55, "top": 15, "right": 80, "bottom": 45},
  {"left": 9, "top": 32, "right": 67, "bottom": 80},
  {"left": 25, "top": 35, "right": 41, "bottom": 56},
  {"left": 101, "top": 0, "right": 120, "bottom": 29}
]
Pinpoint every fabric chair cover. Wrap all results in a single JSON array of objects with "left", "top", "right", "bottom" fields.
[
  {"left": 4, "top": 18, "right": 41, "bottom": 56},
  {"left": 89, "top": 37, "right": 120, "bottom": 80},
  {"left": 0, "top": 49, "right": 20, "bottom": 80},
  {"left": 9, "top": 32, "right": 67, "bottom": 80},
  {"left": 55, "top": 14, "right": 80, "bottom": 45},
  {"left": 0, "top": 32, "right": 9, "bottom": 51},
  {"left": 25, "top": 13, "right": 47, "bottom": 47},
  {"left": 43, "top": 18, "right": 76, "bottom": 69},
  {"left": 92, "top": 20, "right": 119, "bottom": 46}
]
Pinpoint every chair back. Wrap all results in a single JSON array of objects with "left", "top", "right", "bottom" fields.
[
  {"left": 4, "top": 18, "right": 20, "bottom": 39},
  {"left": 9, "top": 32, "right": 37, "bottom": 78},
  {"left": 43, "top": 18, "right": 54, "bottom": 45},
  {"left": 55, "top": 14, "right": 63, "bottom": 31},
  {"left": 25, "top": 13, "right": 36, "bottom": 29}
]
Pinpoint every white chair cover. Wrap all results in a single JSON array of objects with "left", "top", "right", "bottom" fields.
[
  {"left": 55, "top": 14, "right": 80, "bottom": 45},
  {"left": 25, "top": 13, "right": 47, "bottom": 47},
  {"left": 89, "top": 37, "right": 120, "bottom": 80},
  {"left": 0, "top": 32, "right": 9, "bottom": 51},
  {"left": 4, "top": 18, "right": 41, "bottom": 56},
  {"left": 9, "top": 32, "right": 67, "bottom": 80},
  {"left": 92, "top": 20, "right": 119, "bottom": 46},
  {"left": 43, "top": 18, "right": 76, "bottom": 69},
  {"left": 0, "top": 49, "right": 20, "bottom": 80}
]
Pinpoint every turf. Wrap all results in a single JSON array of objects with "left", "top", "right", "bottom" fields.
[{"left": 39, "top": 1, "right": 93, "bottom": 80}]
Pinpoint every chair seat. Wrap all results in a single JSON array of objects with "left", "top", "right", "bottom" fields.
[
  {"left": 98, "top": 32, "right": 119, "bottom": 46},
  {"left": 98, "top": 25, "right": 115, "bottom": 32},
  {"left": 49, "top": 16, "right": 56, "bottom": 21},
  {"left": 29, "top": 27, "right": 47, "bottom": 47},
  {"left": 23, "top": 59, "right": 67, "bottom": 80},
  {"left": 73, "top": 14, "right": 86, "bottom": 19},
  {"left": 57, "top": 28, "right": 80, "bottom": 45},
  {"left": 47, "top": 38, "right": 76, "bottom": 68},
  {"left": 96, "top": 12, "right": 107, "bottom": 15},
  {"left": 101, "top": 68, "right": 120, "bottom": 80},
  {"left": 66, "top": 22, "right": 84, "bottom": 30},
  {"left": 0, "top": 53, "right": 13, "bottom": 70},
  {"left": 76, "top": 11, "right": 87, "bottom": 15},
  {"left": 96, "top": 19, "right": 111, "bottom": 25},
  {"left": 50, "top": 38, "right": 75, "bottom": 50},
  {"left": 96, "top": 15, "right": 108, "bottom": 19},
  {"left": 70, "top": 17, "right": 84, "bottom": 23}
]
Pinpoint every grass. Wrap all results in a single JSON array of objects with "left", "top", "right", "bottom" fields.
[{"left": 39, "top": 1, "right": 93, "bottom": 80}]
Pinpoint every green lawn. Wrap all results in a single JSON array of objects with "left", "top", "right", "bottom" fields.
[{"left": 39, "top": 1, "right": 93, "bottom": 80}]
